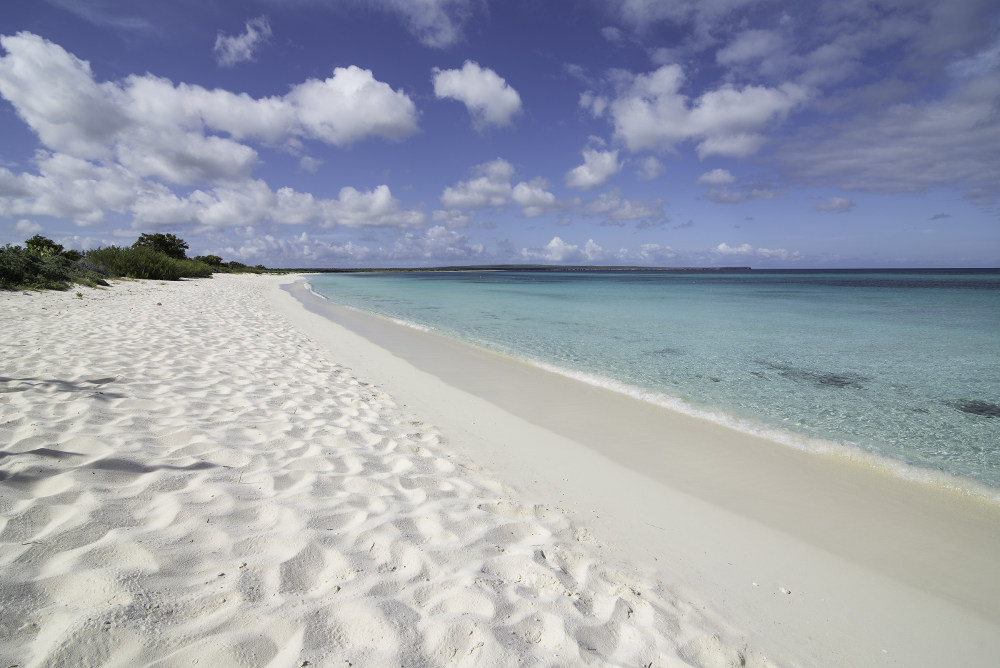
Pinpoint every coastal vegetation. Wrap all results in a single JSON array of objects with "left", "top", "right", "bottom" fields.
[{"left": 0, "top": 233, "right": 271, "bottom": 291}]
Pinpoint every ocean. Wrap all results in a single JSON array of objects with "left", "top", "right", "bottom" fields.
[{"left": 307, "top": 269, "right": 1000, "bottom": 493}]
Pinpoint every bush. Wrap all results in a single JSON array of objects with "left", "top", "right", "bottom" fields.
[
  {"left": 85, "top": 246, "right": 212, "bottom": 281},
  {"left": 25, "top": 234, "right": 63, "bottom": 257},
  {"left": 133, "top": 233, "right": 189, "bottom": 259}
]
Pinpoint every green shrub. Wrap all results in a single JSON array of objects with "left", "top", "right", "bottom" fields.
[
  {"left": 25, "top": 234, "right": 63, "bottom": 257},
  {"left": 1, "top": 244, "right": 71, "bottom": 289},
  {"left": 133, "top": 233, "right": 189, "bottom": 259},
  {"left": 85, "top": 246, "right": 212, "bottom": 281}
]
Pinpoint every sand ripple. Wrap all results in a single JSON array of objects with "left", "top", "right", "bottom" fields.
[{"left": 0, "top": 276, "right": 766, "bottom": 667}]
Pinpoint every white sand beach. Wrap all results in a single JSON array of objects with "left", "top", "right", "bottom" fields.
[{"left": 2, "top": 274, "right": 999, "bottom": 667}]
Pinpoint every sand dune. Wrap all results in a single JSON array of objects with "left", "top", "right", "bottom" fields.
[{"left": 1, "top": 275, "right": 766, "bottom": 667}]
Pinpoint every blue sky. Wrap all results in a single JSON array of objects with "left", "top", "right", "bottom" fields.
[{"left": 1, "top": 0, "right": 998, "bottom": 268}]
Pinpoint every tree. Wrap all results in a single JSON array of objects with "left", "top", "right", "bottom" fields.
[
  {"left": 25, "top": 234, "right": 63, "bottom": 256},
  {"left": 133, "top": 233, "right": 189, "bottom": 259},
  {"left": 193, "top": 254, "right": 223, "bottom": 266}
]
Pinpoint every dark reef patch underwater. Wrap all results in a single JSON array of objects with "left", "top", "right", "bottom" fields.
[{"left": 951, "top": 400, "right": 1000, "bottom": 418}]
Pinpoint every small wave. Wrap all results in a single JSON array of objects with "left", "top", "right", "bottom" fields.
[
  {"left": 302, "top": 277, "right": 1000, "bottom": 505},
  {"left": 519, "top": 359, "right": 1000, "bottom": 504},
  {"left": 391, "top": 318, "right": 433, "bottom": 332}
]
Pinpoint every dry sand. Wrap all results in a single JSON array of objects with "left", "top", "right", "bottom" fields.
[
  {"left": 2, "top": 273, "right": 999, "bottom": 667},
  {"left": 2, "top": 274, "right": 768, "bottom": 667}
]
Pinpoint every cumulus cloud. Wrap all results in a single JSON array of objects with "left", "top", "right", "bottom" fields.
[
  {"left": 0, "top": 32, "right": 419, "bottom": 189},
  {"left": 15, "top": 219, "right": 42, "bottom": 235},
  {"left": 389, "top": 225, "right": 485, "bottom": 261},
  {"left": 322, "top": 185, "right": 426, "bottom": 228},
  {"left": 697, "top": 168, "right": 736, "bottom": 185},
  {"left": 813, "top": 196, "right": 855, "bottom": 212},
  {"left": 521, "top": 236, "right": 685, "bottom": 265},
  {"left": 512, "top": 179, "right": 558, "bottom": 217},
  {"left": 214, "top": 16, "right": 271, "bottom": 67},
  {"left": 440, "top": 159, "right": 515, "bottom": 209},
  {"left": 432, "top": 61, "right": 522, "bottom": 129},
  {"left": 714, "top": 242, "right": 753, "bottom": 254},
  {"left": 635, "top": 156, "right": 663, "bottom": 180},
  {"left": 583, "top": 64, "right": 809, "bottom": 157},
  {"left": 565, "top": 147, "right": 623, "bottom": 190},
  {"left": 582, "top": 188, "right": 665, "bottom": 226},
  {"left": 129, "top": 180, "right": 425, "bottom": 231},
  {"left": 440, "top": 158, "right": 557, "bottom": 217},
  {"left": 220, "top": 231, "right": 376, "bottom": 267},
  {"left": 713, "top": 242, "right": 797, "bottom": 262},
  {"left": 522, "top": 237, "right": 606, "bottom": 264},
  {"left": 0, "top": 32, "right": 125, "bottom": 160},
  {"left": 0, "top": 152, "right": 152, "bottom": 225}
]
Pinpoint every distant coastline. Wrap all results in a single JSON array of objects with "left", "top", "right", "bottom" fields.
[{"left": 288, "top": 264, "right": 754, "bottom": 273}]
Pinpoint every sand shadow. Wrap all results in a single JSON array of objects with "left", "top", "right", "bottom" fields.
[
  {"left": 0, "top": 454, "right": 218, "bottom": 487},
  {"left": 0, "top": 376, "right": 125, "bottom": 399}
]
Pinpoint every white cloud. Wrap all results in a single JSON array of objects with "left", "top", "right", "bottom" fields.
[
  {"left": 431, "top": 209, "right": 472, "bottom": 228},
  {"left": 697, "top": 168, "right": 736, "bottom": 185},
  {"left": 440, "top": 158, "right": 514, "bottom": 209},
  {"left": 704, "top": 187, "right": 775, "bottom": 204},
  {"left": 512, "top": 179, "right": 558, "bottom": 217},
  {"left": 286, "top": 66, "right": 419, "bottom": 144},
  {"left": 432, "top": 61, "right": 522, "bottom": 129},
  {"left": 222, "top": 231, "right": 376, "bottom": 267},
  {"left": 716, "top": 29, "right": 783, "bottom": 67},
  {"left": 582, "top": 188, "right": 665, "bottom": 225},
  {"left": 565, "top": 147, "right": 623, "bottom": 190},
  {"left": 299, "top": 156, "right": 322, "bottom": 173},
  {"left": 15, "top": 219, "right": 42, "bottom": 236},
  {"left": 714, "top": 242, "right": 754, "bottom": 254},
  {"left": 0, "top": 32, "right": 419, "bottom": 190},
  {"left": 636, "top": 243, "right": 677, "bottom": 264},
  {"left": 813, "top": 196, "right": 855, "bottom": 212},
  {"left": 323, "top": 185, "right": 426, "bottom": 228},
  {"left": 781, "top": 73, "right": 1000, "bottom": 195},
  {"left": 0, "top": 32, "right": 125, "bottom": 160},
  {"left": 602, "top": 26, "right": 626, "bottom": 45},
  {"left": 214, "top": 16, "right": 271, "bottom": 67},
  {"left": 585, "top": 63, "right": 809, "bottom": 157},
  {"left": 126, "top": 179, "right": 424, "bottom": 231},
  {"left": 713, "top": 242, "right": 797, "bottom": 262},
  {"left": 522, "top": 237, "right": 606, "bottom": 264},
  {"left": 372, "top": 0, "right": 472, "bottom": 48},
  {"left": 440, "top": 158, "right": 556, "bottom": 217},
  {"left": 389, "top": 225, "right": 485, "bottom": 261},
  {"left": 0, "top": 152, "right": 152, "bottom": 225},
  {"left": 635, "top": 156, "right": 663, "bottom": 180}
]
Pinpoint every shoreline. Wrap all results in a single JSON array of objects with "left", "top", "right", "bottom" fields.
[
  {"left": 2, "top": 274, "right": 774, "bottom": 667},
  {"left": 305, "top": 279, "right": 1000, "bottom": 505},
  {"left": 2, "top": 274, "right": 998, "bottom": 666},
  {"left": 275, "top": 275, "right": 1000, "bottom": 665}
]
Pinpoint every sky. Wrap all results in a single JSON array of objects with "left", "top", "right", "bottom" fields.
[{"left": 1, "top": 0, "right": 998, "bottom": 268}]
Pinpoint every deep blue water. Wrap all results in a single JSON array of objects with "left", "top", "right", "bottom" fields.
[{"left": 308, "top": 270, "right": 1000, "bottom": 492}]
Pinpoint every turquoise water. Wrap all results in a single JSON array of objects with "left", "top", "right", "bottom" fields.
[{"left": 308, "top": 270, "right": 1000, "bottom": 491}]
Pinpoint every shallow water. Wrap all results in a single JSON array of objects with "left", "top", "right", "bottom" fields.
[{"left": 309, "top": 270, "right": 1000, "bottom": 489}]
